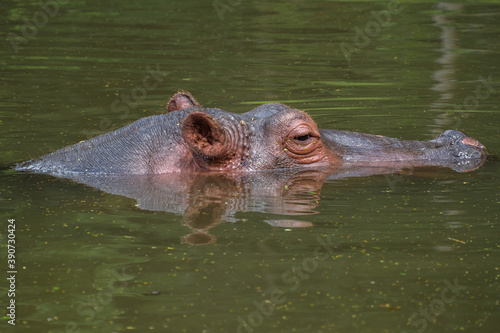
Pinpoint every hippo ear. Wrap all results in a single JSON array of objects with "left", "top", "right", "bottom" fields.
[
  {"left": 167, "top": 90, "right": 201, "bottom": 112},
  {"left": 181, "top": 112, "right": 236, "bottom": 169}
]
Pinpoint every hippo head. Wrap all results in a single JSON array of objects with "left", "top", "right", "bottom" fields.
[
  {"left": 170, "top": 94, "right": 339, "bottom": 172},
  {"left": 169, "top": 91, "right": 487, "bottom": 174}
]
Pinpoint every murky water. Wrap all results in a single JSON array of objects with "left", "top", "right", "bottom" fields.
[{"left": 2, "top": 0, "right": 499, "bottom": 332}]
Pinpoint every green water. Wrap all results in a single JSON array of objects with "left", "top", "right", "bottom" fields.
[{"left": 1, "top": 0, "right": 499, "bottom": 332}]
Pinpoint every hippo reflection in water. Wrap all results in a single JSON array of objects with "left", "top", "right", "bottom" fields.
[
  {"left": 15, "top": 91, "right": 488, "bottom": 244},
  {"left": 59, "top": 170, "right": 327, "bottom": 244}
]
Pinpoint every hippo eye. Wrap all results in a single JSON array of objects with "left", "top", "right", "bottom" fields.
[
  {"left": 282, "top": 117, "right": 325, "bottom": 164},
  {"left": 294, "top": 134, "right": 311, "bottom": 142}
]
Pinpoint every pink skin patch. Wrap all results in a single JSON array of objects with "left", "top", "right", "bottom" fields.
[{"left": 461, "top": 137, "right": 484, "bottom": 148}]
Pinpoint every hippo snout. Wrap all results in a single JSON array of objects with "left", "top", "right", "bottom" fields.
[
  {"left": 435, "top": 130, "right": 487, "bottom": 159},
  {"left": 430, "top": 130, "right": 488, "bottom": 171}
]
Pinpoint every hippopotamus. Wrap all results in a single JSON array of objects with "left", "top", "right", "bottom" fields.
[{"left": 15, "top": 91, "right": 488, "bottom": 175}]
